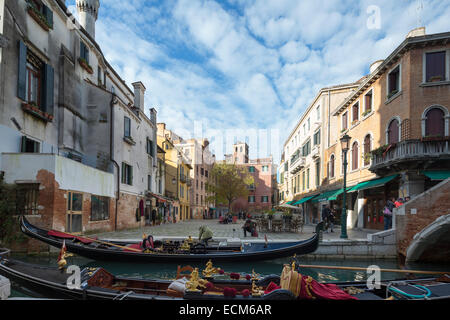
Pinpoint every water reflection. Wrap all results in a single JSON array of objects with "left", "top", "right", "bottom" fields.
[{"left": 12, "top": 253, "right": 449, "bottom": 285}]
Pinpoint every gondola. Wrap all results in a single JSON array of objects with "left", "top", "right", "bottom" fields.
[
  {"left": 2, "top": 248, "right": 449, "bottom": 300},
  {"left": 19, "top": 216, "right": 322, "bottom": 263}
]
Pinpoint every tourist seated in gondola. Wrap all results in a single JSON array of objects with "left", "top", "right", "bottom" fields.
[
  {"left": 242, "top": 219, "right": 257, "bottom": 237},
  {"left": 198, "top": 225, "right": 213, "bottom": 246}
]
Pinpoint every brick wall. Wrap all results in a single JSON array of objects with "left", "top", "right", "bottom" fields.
[{"left": 396, "top": 178, "right": 450, "bottom": 259}]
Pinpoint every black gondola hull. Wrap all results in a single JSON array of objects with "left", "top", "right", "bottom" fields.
[{"left": 19, "top": 216, "right": 322, "bottom": 263}]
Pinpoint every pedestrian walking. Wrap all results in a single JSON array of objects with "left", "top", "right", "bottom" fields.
[
  {"left": 383, "top": 197, "right": 395, "bottom": 230},
  {"left": 328, "top": 209, "right": 335, "bottom": 233},
  {"left": 321, "top": 204, "right": 331, "bottom": 232}
]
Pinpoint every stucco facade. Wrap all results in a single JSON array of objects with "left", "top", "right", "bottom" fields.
[{"left": 0, "top": 0, "right": 159, "bottom": 241}]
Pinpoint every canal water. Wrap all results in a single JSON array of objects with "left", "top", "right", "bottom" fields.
[{"left": 9, "top": 254, "right": 450, "bottom": 298}]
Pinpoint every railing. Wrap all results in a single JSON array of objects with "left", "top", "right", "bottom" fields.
[
  {"left": 290, "top": 157, "right": 305, "bottom": 174},
  {"left": 371, "top": 139, "right": 450, "bottom": 170},
  {"left": 179, "top": 174, "right": 187, "bottom": 183}
]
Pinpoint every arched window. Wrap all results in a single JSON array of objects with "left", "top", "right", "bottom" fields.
[
  {"left": 351, "top": 142, "right": 359, "bottom": 171},
  {"left": 425, "top": 108, "right": 445, "bottom": 137},
  {"left": 363, "top": 135, "right": 371, "bottom": 166},
  {"left": 387, "top": 118, "right": 400, "bottom": 144},
  {"left": 329, "top": 154, "right": 335, "bottom": 178}
]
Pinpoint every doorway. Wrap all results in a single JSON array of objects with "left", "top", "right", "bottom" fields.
[{"left": 67, "top": 191, "right": 83, "bottom": 233}]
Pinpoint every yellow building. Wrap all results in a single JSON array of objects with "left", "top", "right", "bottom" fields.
[{"left": 157, "top": 123, "right": 192, "bottom": 222}]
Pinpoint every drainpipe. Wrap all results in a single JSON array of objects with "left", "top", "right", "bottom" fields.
[{"left": 110, "top": 93, "right": 120, "bottom": 231}]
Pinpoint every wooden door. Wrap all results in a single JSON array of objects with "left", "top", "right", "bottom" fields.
[
  {"left": 66, "top": 191, "right": 83, "bottom": 233},
  {"left": 363, "top": 196, "right": 384, "bottom": 230}
]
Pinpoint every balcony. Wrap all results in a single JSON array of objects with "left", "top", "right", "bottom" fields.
[
  {"left": 1, "top": 153, "right": 115, "bottom": 197},
  {"left": 290, "top": 157, "right": 305, "bottom": 174},
  {"left": 312, "top": 145, "right": 320, "bottom": 159},
  {"left": 179, "top": 174, "right": 187, "bottom": 183},
  {"left": 370, "top": 138, "right": 450, "bottom": 175}
]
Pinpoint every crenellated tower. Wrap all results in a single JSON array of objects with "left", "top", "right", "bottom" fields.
[{"left": 76, "top": 0, "right": 100, "bottom": 39}]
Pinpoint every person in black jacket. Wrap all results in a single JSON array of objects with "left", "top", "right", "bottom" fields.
[{"left": 321, "top": 205, "right": 331, "bottom": 232}]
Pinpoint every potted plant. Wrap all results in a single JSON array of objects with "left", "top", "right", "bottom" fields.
[
  {"left": 362, "top": 109, "right": 372, "bottom": 117},
  {"left": 428, "top": 75, "right": 443, "bottom": 82},
  {"left": 387, "top": 89, "right": 398, "bottom": 100},
  {"left": 78, "top": 57, "right": 94, "bottom": 74}
]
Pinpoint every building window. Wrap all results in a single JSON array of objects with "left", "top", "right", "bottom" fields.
[
  {"left": 342, "top": 112, "right": 348, "bottom": 131},
  {"left": 249, "top": 166, "right": 255, "bottom": 173},
  {"left": 363, "top": 135, "right": 372, "bottom": 166},
  {"left": 306, "top": 168, "right": 310, "bottom": 189},
  {"left": 21, "top": 136, "right": 40, "bottom": 153},
  {"left": 364, "top": 90, "right": 373, "bottom": 114},
  {"left": 248, "top": 195, "right": 255, "bottom": 203},
  {"left": 205, "top": 170, "right": 208, "bottom": 178},
  {"left": 146, "top": 138, "right": 154, "bottom": 157},
  {"left": 121, "top": 163, "right": 133, "bottom": 185},
  {"left": 387, "top": 118, "right": 400, "bottom": 144},
  {"left": 425, "top": 51, "right": 446, "bottom": 82},
  {"left": 316, "top": 106, "right": 320, "bottom": 121},
  {"left": 387, "top": 65, "right": 400, "bottom": 98},
  {"left": 302, "top": 171, "right": 306, "bottom": 191},
  {"left": 307, "top": 118, "right": 310, "bottom": 131},
  {"left": 262, "top": 165, "right": 269, "bottom": 172},
  {"left": 329, "top": 154, "right": 335, "bottom": 179},
  {"left": 201, "top": 167, "right": 204, "bottom": 175},
  {"left": 26, "top": 60, "right": 42, "bottom": 106},
  {"left": 124, "top": 117, "right": 131, "bottom": 138},
  {"left": 16, "top": 183, "right": 39, "bottom": 215},
  {"left": 313, "top": 130, "right": 321, "bottom": 146},
  {"left": 315, "top": 160, "right": 320, "bottom": 187},
  {"left": 351, "top": 141, "right": 359, "bottom": 171},
  {"left": 425, "top": 108, "right": 445, "bottom": 137},
  {"left": 91, "top": 196, "right": 109, "bottom": 221},
  {"left": 147, "top": 175, "right": 152, "bottom": 191},
  {"left": 352, "top": 102, "right": 359, "bottom": 123},
  {"left": 302, "top": 140, "right": 311, "bottom": 157},
  {"left": 80, "top": 40, "right": 90, "bottom": 64},
  {"left": 261, "top": 196, "right": 269, "bottom": 203}
]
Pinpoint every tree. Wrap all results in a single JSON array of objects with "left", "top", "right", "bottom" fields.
[{"left": 206, "top": 163, "right": 254, "bottom": 214}]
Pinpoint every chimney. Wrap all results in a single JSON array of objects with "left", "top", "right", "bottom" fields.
[
  {"left": 406, "top": 27, "right": 426, "bottom": 39},
  {"left": 149, "top": 108, "right": 157, "bottom": 125},
  {"left": 132, "top": 81, "right": 146, "bottom": 111},
  {"left": 76, "top": 0, "right": 100, "bottom": 39},
  {"left": 370, "top": 60, "right": 384, "bottom": 74}
]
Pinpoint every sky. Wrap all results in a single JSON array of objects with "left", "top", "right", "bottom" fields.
[{"left": 67, "top": 0, "right": 450, "bottom": 164}]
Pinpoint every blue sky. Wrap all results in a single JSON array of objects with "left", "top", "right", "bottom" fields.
[{"left": 67, "top": 0, "right": 450, "bottom": 163}]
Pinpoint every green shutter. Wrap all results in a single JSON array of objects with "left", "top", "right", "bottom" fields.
[
  {"left": 21, "top": 136, "right": 27, "bottom": 152},
  {"left": 18, "top": 41, "right": 27, "bottom": 100},
  {"left": 130, "top": 166, "right": 133, "bottom": 185},
  {"left": 43, "top": 5, "right": 53, "bottom": 29},
  {"left": 121, "top": 163, "right": 125, "bottom": 184},
  {"left": 42, "top": 63, "right": 54, "bottom": 114}
]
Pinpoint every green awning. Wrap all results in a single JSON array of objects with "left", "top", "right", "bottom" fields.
[
  {"left": 347, "top": 174, "right": 399, "bottom": 193},
  {"left": 311, "top": 189, "right": 342, "bottom": 203},
  {"left": 293, "top": 195, "right": 318, "bottom": 205},
  {"left": 286, "top": 201, "right": 295, "bottom": 205},
  {"left": 422, "top": 171, "right": 450, "bottom": 181}
]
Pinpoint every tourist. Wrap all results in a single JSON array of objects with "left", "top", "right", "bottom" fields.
[
  {"left": 395, "top": 198, "right": 404, "bottom": 208},
  {"left": 242, "top": 219, "right": 256, "bottom": 237},
  {"left": 321, "top": 204, "right": 331, "bottom": 232},
  {"left": 151, "top": 209, "right": 157, "bottom": 226},
  {"left": 405, "top": 196, "right": 411, "bottom": 202},
  {"left": 383, "top": 198, "right": 395, "bottom": 230},
  {"left": 328, "top": 209, "right": 335, "bottom": 233},
  {"left": 198, "top": 225, "right": 213, "bottom": 246}
]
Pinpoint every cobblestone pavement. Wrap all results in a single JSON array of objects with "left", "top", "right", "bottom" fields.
[{"left": 93, "top": 219, "right": 376, "bottom": 242}]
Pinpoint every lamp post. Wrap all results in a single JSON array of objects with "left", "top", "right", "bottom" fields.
[{"left": 340, "top": 134, "right": 351, "bottom": 239}]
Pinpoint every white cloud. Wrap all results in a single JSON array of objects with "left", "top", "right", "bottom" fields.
[{"left": 66, "top": 0, "right": 450, "bottom": 163}]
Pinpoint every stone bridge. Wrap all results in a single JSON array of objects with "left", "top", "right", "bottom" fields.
[{"left": 395, "top": 178, "right": 450, "bottom": 263}]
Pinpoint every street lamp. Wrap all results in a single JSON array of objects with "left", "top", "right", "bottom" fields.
[{"left": 340, "top": 134, "right": 351, "bottom": 239}]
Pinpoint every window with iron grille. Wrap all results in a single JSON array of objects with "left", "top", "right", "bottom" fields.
[
  {"left": 16, "top": 183, "right": 39, "bottom": 215},
  {"left": 91, "top": 195, "right": 109, "bottom": 221}
]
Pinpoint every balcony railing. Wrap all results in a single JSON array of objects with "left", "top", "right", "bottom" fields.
[
  {"left": 312, "top": 145, "right": 320, "bottom": 158},
  {"left": 179, "top": 174, "right": 187, "bottom": 183},
  {"left": 370, "top": 138, "right": 450, "bottom": 171},
  {"left": 290, "top": 157, "right": 305, "bottom": 174}
]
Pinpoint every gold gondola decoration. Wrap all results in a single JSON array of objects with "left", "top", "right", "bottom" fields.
[
  {"left": 202, "top": 260, "right": 221, "bottom": 278},
  {"left": 185, "top": 268, "right": 208, "bottom": 292}
]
